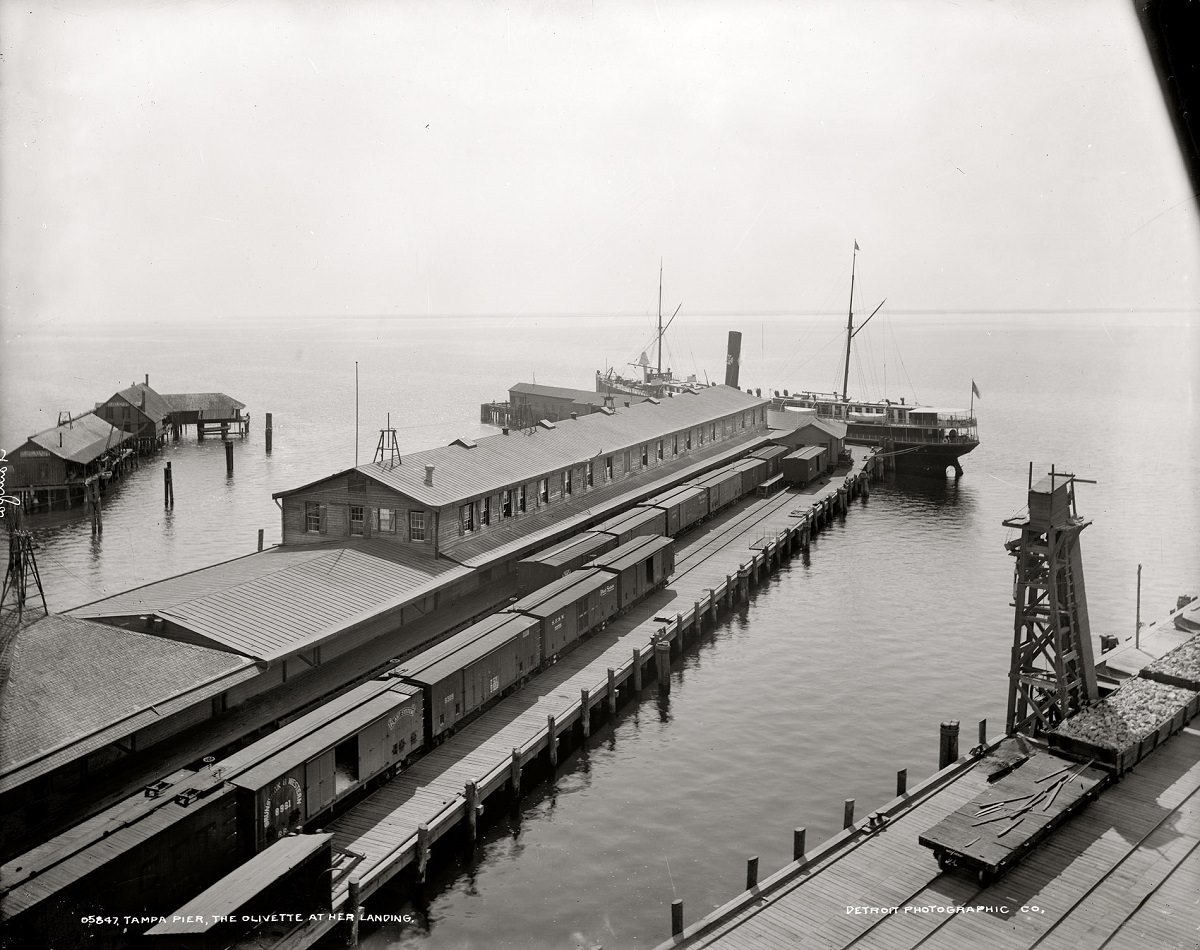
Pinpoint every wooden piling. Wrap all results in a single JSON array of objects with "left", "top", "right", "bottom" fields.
[
  {"left": 580, "top": 690, "right": 591, "bottom": 738},
  {"left": 693, "top": 600, "right": 702, "bottom": 633},
  {"left": 633, "top": 648, "right": 643, "bottom": 691},
  {"left": 416, "top": 824, "right": 431, "bottom": 882},
  {"left": 939, "top": 720, "right": 961, "bottom": 769},
  {"left": 265, "top": 412, "right": 273, "bottom": 454},
  {"left": 257, "top": 528, "right": 264, "bottom": 552},
  {"left": 510, "top": 748, "right": 521, "bottom": 796},
  {"left": 793, "top": 827, "right": 806, "bottom": 861},
  {"left": 225, "top": 439, "right": 234, "bottom": 476},
  {"left": 655, "top": 639, "right": 671, "bottom": 693},
  {"left": 163, "top": 461, "right": 174, "bottom": 507},
  {"left": 979, "top": 718, "right": 988, "bottom": 745},
  {"left": 746, "top": 855, "right": 759, "bottom": 890},
  {"left": 897, "top": 768, "right": 908, "bottom": 796},
  {"left": 346, "top": 877, "right": 361, "bottom": 946},
  {"left": 671, "top": 899, "right": 684, "bottom": 936},
  {"left": 843, "top": 799, "right": 855, "bottom": 829},
  {"left": 607, "top": 668, "right": 617, "bottom": 714},
  {"left": 465, "top": 781, "right": 479, "bottom": 842},
  {"left": 547, "top": 715, "right": 558, "bottom": 767}
]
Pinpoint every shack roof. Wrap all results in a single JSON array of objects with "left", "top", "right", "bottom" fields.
[
  {"left": 509, "top": 382, "right": 643, "bottom": 407},
  {"left": 146, "top": 834, "right": 333, "bottom": 935},
  {"left": 109, "top": 382, "right": 173, "bottom": 422},
  {"left": 276, "top": 385, "right": 767, "bottom": 509},
  {"left": 785, "top": 445, "right": 827, "bottom": 461},
  {"left": 21, "top": 412, "right": 133, "bottom": 464},
  {"left": 161, "top": 392, "right": 246, "bottom": 417},
  {"left": 0, "top": 614, "right": 255, "bottom": 795},
  {"left": 71, "top": 539, "right": 470, "bottom": 662},
  {"left": 796, "top": 417, "right": 848, "bottom": 439},
  {"left": 749, "top": 444, "right": 792, "bottom": 461}
]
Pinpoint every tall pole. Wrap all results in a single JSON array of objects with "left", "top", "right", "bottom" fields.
[
  {"left": 841, "top": 243, "right": 858, "bottom": 401},
  {"left": 657, "top": 259, "right": 663, "bottom": 375},
  {"left": 1136, "top": 563, "right": 1142, "bottom": 649},
  {"left": 355, "top": 361, "right": 359, "bottom": 467}
]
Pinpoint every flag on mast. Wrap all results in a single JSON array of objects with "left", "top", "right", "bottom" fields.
[
  {"left": 971, "top": 379, "right": 981, "bottom": 399},
  {"left": 854, "top": 240, "right": 860, "bottom": 251}
]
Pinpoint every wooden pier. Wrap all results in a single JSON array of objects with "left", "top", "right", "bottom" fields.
[{"left": 272, "top": 453, "right": 880, "bottom": 948}]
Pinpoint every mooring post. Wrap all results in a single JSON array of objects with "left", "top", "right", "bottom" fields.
[
  {"left": 607, "top": 668, "right": 617, "bottom": 714},
  {"left": 843, "top": 799, "right": 855, "bottom": 829},
  {"left": 632, "top": 647, "right": 643, "bottom": 691},
  {"left": 725, "top": 574, "right": 733, "bottom": 609},
  {"left": 163, "top": 461, "right": 174, "bottom": 507},
  {"left": 580, "top": 690, "right": 591, "bottom": 738},
  {"left": 793, "top": 827, "right": 806, "bottom": 861},
  {"left": 257, "top": 528, "right": 264, "bottom": 552},
  {"left": 979, "top": 718, "right": 987, "bottom": 745},
  {"left": 671, "top": 899, "right": 684, "bottom": 937},
  {"left": 347, "top": 876, "right": 361, "bottom": 946},
  {"left": 416, "top": 824, "right": 431, "bottom": 882},
  {"left": 897, "top": 768, "right": 908, "bottom": 796},
  {"left": 225, "top": 439, "right": 234, "bottom": 476},
  {"left": 547, "top": 715, "right": 558, "bottom": 767},
  {"left": 707, "top": 589, "right": 716, "bottom": 623},
  {"left": 693, "top": 600, "right": 702, "bottom": 633},
  {"left": 265, "top": 411, "right": 273, "bottom": 454},
  {"left": 746, "top": 855, "right": 759, "bottom": 890},
  {"left": 465, "top": 781, "right": 479, "bottom": 842},
  {"left": 510, "top": 748, "right": 521, "bottom": 796},
  {"left": 655, "top": 639, "right": 671, "bottom": 694},
  {"left": 939, "top": 720, "right": 961, "bottom": 769}
]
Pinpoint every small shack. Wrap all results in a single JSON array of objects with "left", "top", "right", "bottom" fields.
[
  {"left": 782, "top": 445, "right": 827, "bottom": 486},
  {"left": 771, "top": 417, "right": 846, "bottom": 471},
  {"left": 4, "top": 412, "right": 135, "bottom": 510},
  {"left": 94, "top": 378, "right": 172, "bottom": 452}
]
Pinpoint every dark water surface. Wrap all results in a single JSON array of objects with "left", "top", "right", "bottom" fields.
[{"left": 1, "top": 312, "right": 1195, "bottom": 948}]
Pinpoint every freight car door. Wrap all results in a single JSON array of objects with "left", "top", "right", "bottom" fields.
[
  {"left": 359, "top": 716, "right": 389, "bottom": 780},
  {"left": 306, "top": 749, "right": 336, "bottom": 817}
]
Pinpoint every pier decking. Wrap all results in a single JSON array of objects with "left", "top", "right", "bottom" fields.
[
  {"left": 271, "top": 452, "right": 876, "bottom": 948},
  {"left": 653, "top": 725, "right": 1200, "bottom": 950}
]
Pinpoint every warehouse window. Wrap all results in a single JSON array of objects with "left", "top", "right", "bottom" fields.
[
  {"left": 481, "top": 496, "right": 491, "bottom": 526},
  {"left": 586, "top": 461, "right": 594, "bottom": 487},
  {"left": 605, "top": 455, "right": 613, "bottom": 480},
  {"left": 539, "top": 478, "right": 549, "bottom": 504},
  {"left": 641, "top": 444, "right": 648, "bottom": 467},
  {"left": 686, "top": 430, "right": 692, "bottom": 450},
  {"left": 375, "top": 507, "right": 396, "bottom": 533},
  {"left": 349, "top": 505, "right": 365, "bottom": 536},
  {"left": 563, "top": 469, "right": 573, "bottom": 496},
  {"left": 657, "top": 439, "right": 663, "bottom": 460},
  {"left": 518, "top": 484, "right": 527, "bottom": 512},
  {"left": 502, "top": 489, "right": 513, "bottom": 517},
  {"left": 673, "top": 434, "right": 679, "bottom": 455},
  {"left": 623, "top": 450, "right": 631, "bottom": 473},
  {"left": 409, "top": 510, "right": 426, "bottom": 541},
  {"left": 460, "top": 503, "right": 475, "bottom": 534},
  {"left": 305, "top": 502, "right": 321, "bottom": 533},
  {"left": 712, "top": 423, "right": 717, "bottom": 441}
]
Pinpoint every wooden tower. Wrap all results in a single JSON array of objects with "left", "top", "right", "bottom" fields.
[
  {"left": 1002, "top": 466, "right": 1098, "bottom": 735},
  {"left": 1, "top": 525, "right": 48, "bottom": 623},
  {"left": 373, "top": 415, "right": 401, "bottom": 470}
]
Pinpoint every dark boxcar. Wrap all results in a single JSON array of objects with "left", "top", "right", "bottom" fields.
[
  {"left": 515, "top": 531, "right": 617, "bottom": 596},
  {"left": 643, "top": 484, "right": 709, "bottom": 535},
  {"left": 749, "top": 443, "right": 791, "bottom": 478},
  {"left": 233, "top": 759, "right": 307, "bottom": 855},
  {"left": 591, "top": 505, "right": 667, "bottom": 545},
  {"left": 781, "top": 445, "right": 826, "bottom": 485},
  {"left": 589, "top": 535, "right": 675, "bottom": 610},
  {"left": 512, "top": 569, "right": 618, "bottom": 659},
  {"left": 731, "top": 457, "right": 768, "bottom": 496},
  {"left": 690, "top": 466, "right": 743, "bottom": 513}
]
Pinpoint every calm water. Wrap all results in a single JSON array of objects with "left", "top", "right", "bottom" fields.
[{"left": 1, "top": 313, "right": 1197, "bottom": 947}]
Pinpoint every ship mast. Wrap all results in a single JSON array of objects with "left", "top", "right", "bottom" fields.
[
  {"left": 657, "top": 259, "right": 664, "bottom": 375},
  {"left": 842, "top": 242, "right": 857, "bottom": 401}
]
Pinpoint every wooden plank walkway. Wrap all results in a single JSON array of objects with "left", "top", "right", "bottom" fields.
[
  {"left": 657, "top": 725, "right": 1200, "bottom": 950},
  {"left": 315, "top": 454, "right": 877, "bottom": 925}
]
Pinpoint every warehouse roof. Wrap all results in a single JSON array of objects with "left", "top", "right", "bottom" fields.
[
  {"left": 0, "top": 614, "right": 256, "bottom": 794},
  {"left": 20, "top": 412, "right": 133, "bottom": 464},
  {"left": 71, "top": 540, "right": 470, "bottom": 663},
  {"left": 277, "top": 385, "right": 767, "bottom": 509},
  {"left": 161, "top": 392, "right": 246, "bottom": 418},
  {"left": 509, "top": 382, "right": 642, "bottom": 407},
  {"left": 770, "top": 412, "right": 848, "bottom": 439},
  {"left": 109, "top": 382, "right": 173, "bottom": 422}
]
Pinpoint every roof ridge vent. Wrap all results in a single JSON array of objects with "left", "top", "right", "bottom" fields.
[{"left": 450, "top": 437, "right": 477, "bottom": 449}]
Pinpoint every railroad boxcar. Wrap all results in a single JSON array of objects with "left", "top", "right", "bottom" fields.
[
  {"left": 229, "top": 681, "right": 423, "bottom": 853},
  {"left": 641, "top": 484, "right": 709, "bottom": 535},
  {"left": 589, "top": 535, "right": 676, "bottom": 610},
  {"left": 749, "top": 443, "right": 791, "bottom": 478},
  {"left": 731, "top": 457, "right": 769, "bottom": 496},
  {"left": 509, "top": 569, "right": 619, "bottom": 660},
  {"left": 515, "top": 531, "right": 616, "bottom": 596},
  {"left": 781, "top": 445, "right": 826, "bottom": 486},
  {"left": 689, "top": 465, "right": 743, "bottom": 514},
  {"left": 396, "top": 613, "right": 540, "bottom": 742},
  {"left": 590, "top": 505, "right": 667, "bottom": 545}
]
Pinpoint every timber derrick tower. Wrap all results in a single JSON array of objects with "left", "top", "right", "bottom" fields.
[{"left": 1003, "top": 467, "right": 1098, "bottom": 735}]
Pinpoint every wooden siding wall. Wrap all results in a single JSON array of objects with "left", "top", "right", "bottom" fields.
[
  {"left": 5, "top": 445, "right": 68, "bottom": 488},
  {"left": 281, "top": 475, "right": 432, "bottom": 547}
]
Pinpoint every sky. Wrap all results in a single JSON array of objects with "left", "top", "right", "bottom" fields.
[{"left": 1, "top": 0, "right": 1198, "bottom": 332}]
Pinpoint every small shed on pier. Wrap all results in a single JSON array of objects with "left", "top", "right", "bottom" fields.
[
  {"left": 3, "top": 412, "right": 135, "bottom": 509},
  {"left": 94, "top": 378, "right": 172, "bottom": 450}
]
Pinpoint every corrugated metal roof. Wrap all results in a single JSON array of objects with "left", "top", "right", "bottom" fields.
[
  {"left": 509, "top": 383, "right": 636, "bottom": 407},
  {"left": 799, "top": 417, "right": 848, "bottom": 438},
  {"left": 23, "top": 412, "right": 134, "bottom": 464},
  {"left": 160, "top": 392, "right": 247, "bottom": 417},
  {"left": 392, "top": 612, "right": 524, "bottom": 679},
  {"left": 0, "top": 615, "right": 254, "bottom": 788},
  {"left": 146, "top": 834, "right": 332, "bottom": 934},
  {"left": 73, "top": 540, "right": 470, "bottom": 662},
  {"left": 293, "top": 385, "right": 767, "bottom": 508},
  {"left": 590, "top": 534, "right": 673, "bottom": 571},
  {"left": 110, "top": 382, "right": 173, "bottom": 422},
  {"left": 593, "top": 506, "right": 662, "bottom": 535},
  {"left": 401, "top": 617, "right": 536, "bottom": 685},
  {"left": 516, "top": 570, "right": 612, "bottom": 618},
  {"left": 785, "top": 446, "right": 827, "bottom": 460},
  {"left": 522, "top": 532, "right": 612, "bottom": 569},
  {"left": 750, "top": 444, "right": 792, "bottom": 461}
]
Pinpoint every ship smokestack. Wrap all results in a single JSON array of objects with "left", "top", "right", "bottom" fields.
[{"left": 724, "top": 331, "right": 742, "bottom": 388}]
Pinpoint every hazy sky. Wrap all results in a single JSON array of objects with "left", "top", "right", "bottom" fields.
[{"left": 2, "top": 0, "right": 1198, "bottom": 332}]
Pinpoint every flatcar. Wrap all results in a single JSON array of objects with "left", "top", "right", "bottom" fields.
[
  {"left": 641, "top": 484, "right": 709, "bottom": 536},
  {"left": 515, "top": 531, "right": 616, "bottom": 596},
  {"left": 590, "top": 505, "right": 667, "bottom": 545},
  {"left": 394, "top": 613, "right": 540, "bottom": 742},
  {"left": 589, "top": 535, "right": 675, "bottom": 610}
]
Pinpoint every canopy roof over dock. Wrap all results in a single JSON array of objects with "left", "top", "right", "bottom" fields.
[
  {"left": 19, "top": 412, "right": 133, "bottom": 464},
  {"left": 161, "top": 391, "right": 246, "bottom": 419},
  {"left": 0, "top": 614, "right": 256, "bottom": 795}
]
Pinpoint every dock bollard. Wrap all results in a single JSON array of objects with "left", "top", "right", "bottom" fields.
[
  {"left": 843, "top": 799, "right": 855, "bottom": 829},
  {"left": 346, "top": 877, "right": 361, "bottom": 947},
  {"left": 671, "top": 899, "right": 684, "bottom": 936},
  {"left": 793, "top": 827, "right": 806, "bottom": 861},
  {"left": 746, "top": 855, "right": 759, "bottom": 890},
  {"left": 655, "top": 639, "right": 671, "bottom": 694},
  {"left": 939, "top": 720, "right": 960, "bottom": 769}
]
